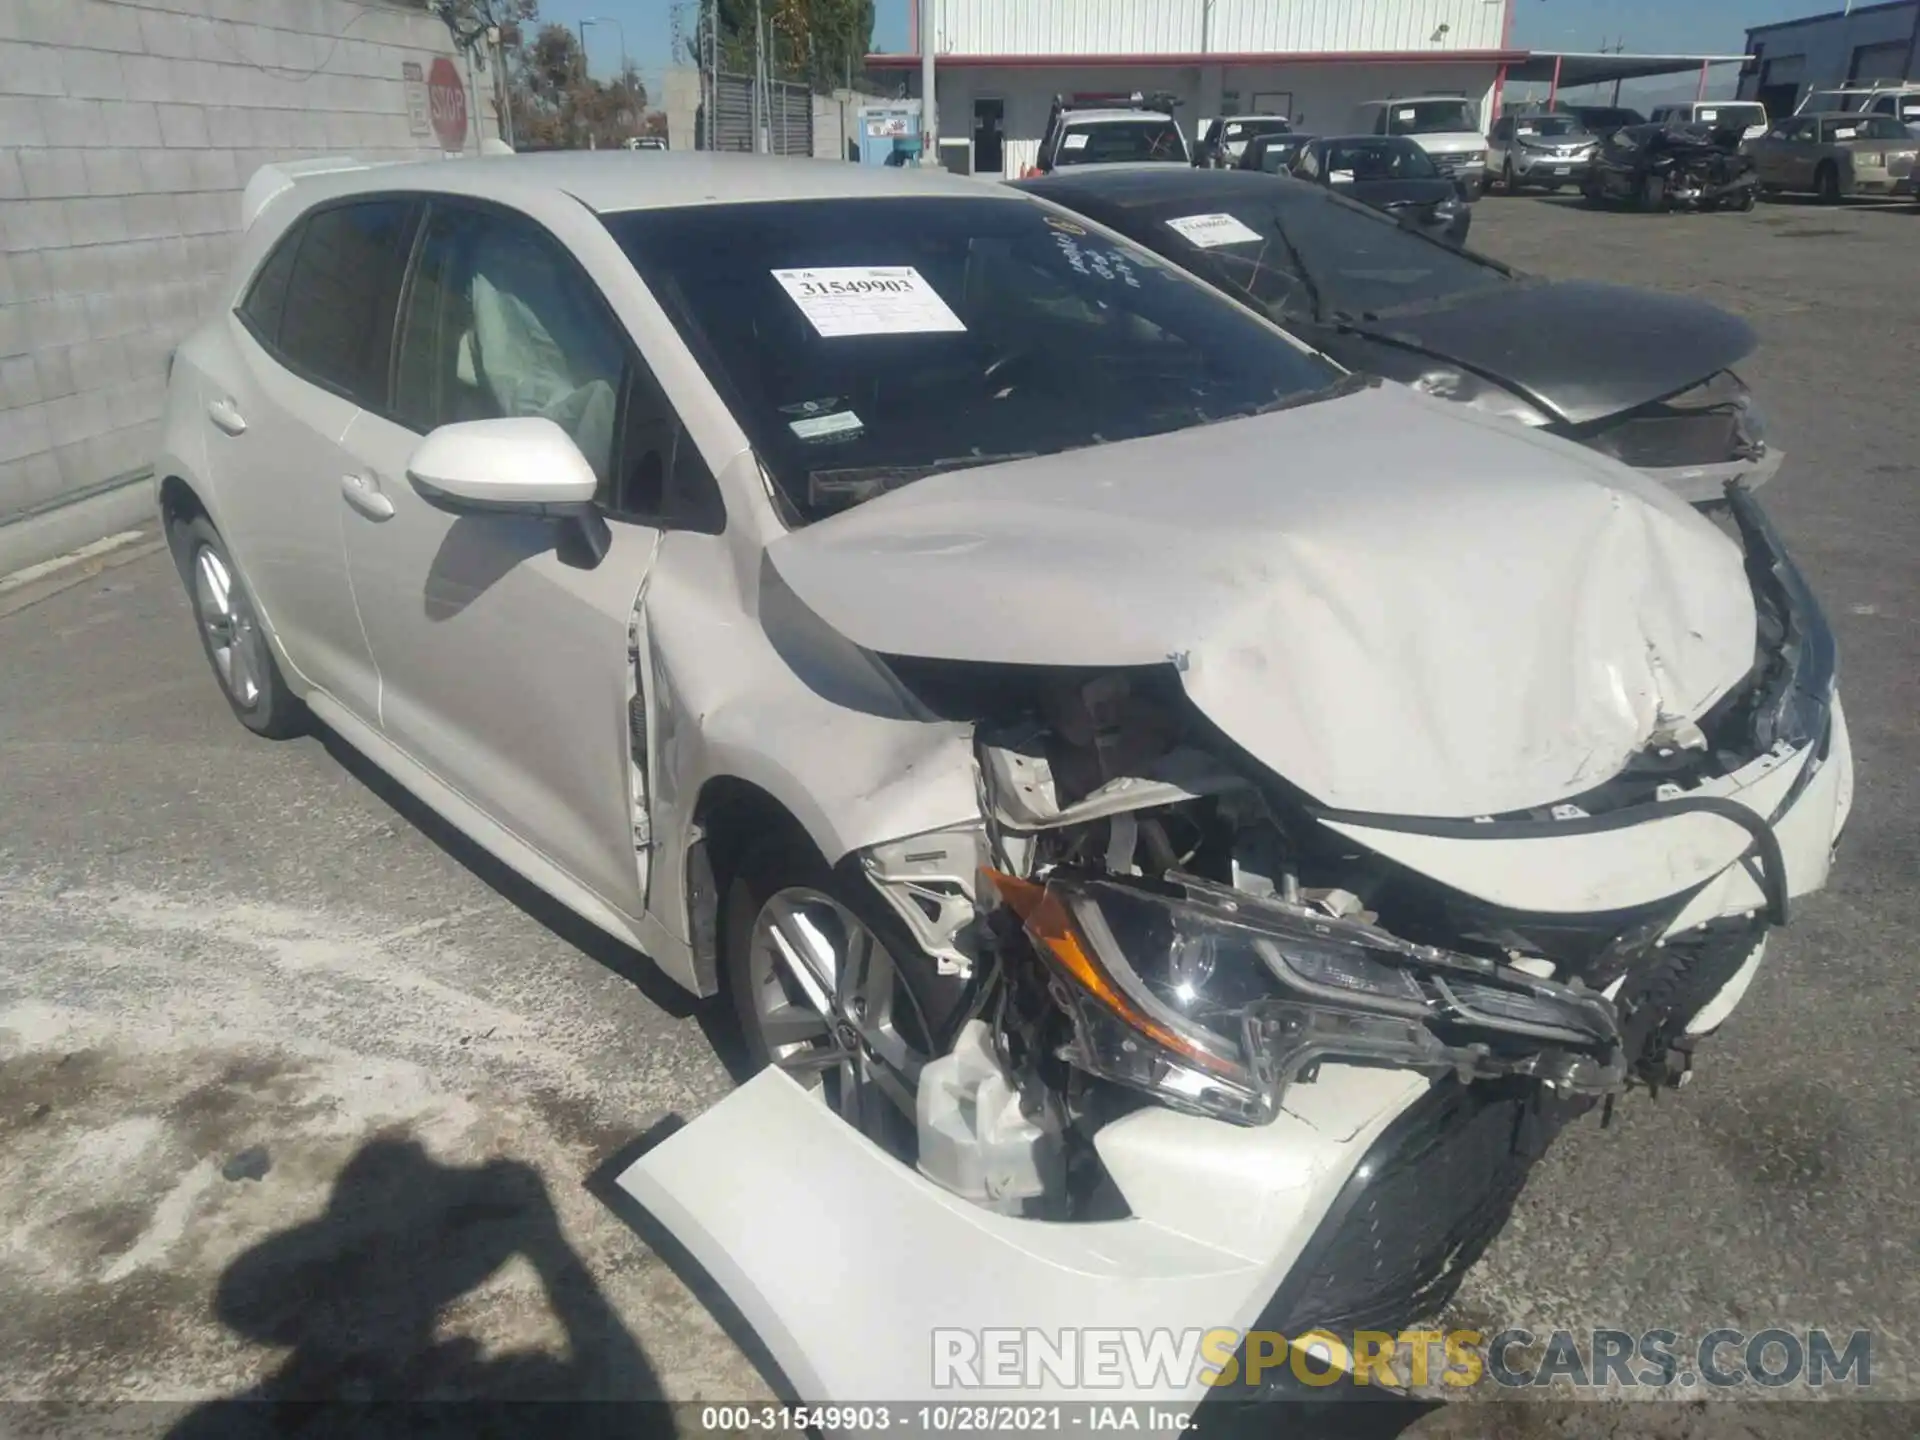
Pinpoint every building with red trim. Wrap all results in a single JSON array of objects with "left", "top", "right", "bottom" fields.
[
  {"left": 867, "top": 1, "right": 1753, "bottom": 178},
  {"left": 868, "top": 0, "right": 1524, "bottom": 177}
]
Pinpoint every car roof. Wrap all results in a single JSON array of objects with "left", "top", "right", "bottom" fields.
[
  {"left": 1359, "top": 96, "right": 1472, "bottom": 106},
  {"left": 256, "top": 151, "right": 1017, "bottom": 220}
]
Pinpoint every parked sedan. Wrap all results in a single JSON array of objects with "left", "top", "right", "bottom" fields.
[
  {"left": 1285, "top": 134, "right": 1472, "bottom": 244},
  {"left": 1747, "top": 113, "right": 1920, "bottom": 201},
  {"left": 1016, "top": 167, "right": 1781, "bottom": 504},
  {"left": 1237, "top": 130, "right": 1315, "bottom": 174},
  {"left": 165, "top": 151, "right": 1846, "bottom": 1407}
]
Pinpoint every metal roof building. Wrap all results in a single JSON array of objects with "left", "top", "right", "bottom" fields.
[
  {"left": 1736, "top": 2, "right": 1920, "bottom": 117},
  {"left": 870, "top": 0, "right": 1525, "bottom": 177},
  {"left": 869, "top": 0, "right": 1755, "bottom": 178}
]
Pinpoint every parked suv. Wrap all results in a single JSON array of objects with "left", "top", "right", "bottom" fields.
[
  {"left": 1487, "top": 112, "right": 1597, "bottom": 192},
  {"left": 1028, "top": 92, "right": 1190, "bottom": 174}
]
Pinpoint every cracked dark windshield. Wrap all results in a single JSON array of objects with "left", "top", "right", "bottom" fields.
[
  {"left": 608, "top": 197, "right": 1342, "bottom": 522},
  {"left": 1118, "top": 188, "right": 1512, "bottom": 323}
]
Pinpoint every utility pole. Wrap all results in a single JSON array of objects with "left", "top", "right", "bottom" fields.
[
  {"left": 920, "top": 0, "right": 938, "bottom": 164},
  {"left": 1599, "top": 36, "right": 1628, "bottom": 107},
  {"left": 754, "top": 0, "right": 767, "bottom": 152}
]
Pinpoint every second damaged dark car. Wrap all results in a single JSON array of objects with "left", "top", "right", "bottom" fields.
[
  {"left": 1583, "top": 121, "right": 1760, "bottom": 212},
  {"left": 1014, "top": 166, "right": 1781, "bottom": 503}
]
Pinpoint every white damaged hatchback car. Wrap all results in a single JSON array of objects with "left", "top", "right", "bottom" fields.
[{"left": 158, "top": 153, "right": 1852, "bottom": 1407}]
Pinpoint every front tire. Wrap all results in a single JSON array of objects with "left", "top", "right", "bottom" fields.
[
  {"left": 1816, "top": 162, "right": 1842, "bottom": 204},
  {"left": 1502, "top": 159, "right": 1519, "bottom": 194},
  {"left": 722, "top": 834, "right": 959, "bottom": 1155},
  {"left": 173, "top": 515, "right": 304, "bottom": 738}
]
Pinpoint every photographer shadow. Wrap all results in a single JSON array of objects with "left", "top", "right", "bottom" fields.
[{"left": 168, "top": 1136, "right": 670, "bottom": 1439}]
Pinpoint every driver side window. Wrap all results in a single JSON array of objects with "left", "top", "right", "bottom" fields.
[{"left": 394, "top": 202, "right": 718, "bottom": 531}]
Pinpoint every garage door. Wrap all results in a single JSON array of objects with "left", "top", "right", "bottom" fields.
[{"left": 1849, "top": 40, "right": 1909, "bottom": 86}]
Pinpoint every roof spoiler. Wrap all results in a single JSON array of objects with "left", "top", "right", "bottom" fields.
[{"left": 240, "top": 156, "right": 404, "bottom": 231}]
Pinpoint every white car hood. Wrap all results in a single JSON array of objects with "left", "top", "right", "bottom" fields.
[{"left": 765, "top": 385, "right": 1758, "bottom": 820}]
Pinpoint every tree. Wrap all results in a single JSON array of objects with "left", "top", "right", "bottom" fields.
[{"left": 693, "top": 0, "right": 875, "bottom": 94}]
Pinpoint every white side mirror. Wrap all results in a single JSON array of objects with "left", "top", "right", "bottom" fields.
[
  {"left": 407, "top": 417, "right": 611, "bottom": 566},
  {"left": 407, "top": 417, "right": 599, "bottom": 510}
]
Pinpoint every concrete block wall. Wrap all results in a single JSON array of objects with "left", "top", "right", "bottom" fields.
[{"left": 0, "top": 0, "right": 500, "bottom": 531}]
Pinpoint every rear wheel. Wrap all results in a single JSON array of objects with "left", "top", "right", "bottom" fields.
[{"left": 173, "top": 515, "right": 304, "bottom": 738}]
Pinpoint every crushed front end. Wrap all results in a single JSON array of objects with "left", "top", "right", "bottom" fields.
[{"left": 620, "top": 481, "right": 1849, "bottom": 1412}]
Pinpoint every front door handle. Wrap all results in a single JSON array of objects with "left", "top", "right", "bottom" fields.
[
  {"left": 207, "top": 398, "right": 247, "bottom": 436},
  {"left": 341, "top": 472, "right": 395, "bottom": 521}
]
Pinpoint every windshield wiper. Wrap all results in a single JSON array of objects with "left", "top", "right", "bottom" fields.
[
  {"left": 1263, "top": 216, "right": 1328, "bottom": 324},
  {"left": 807, "top": 452, "right": 1041, "bottom": 510}
]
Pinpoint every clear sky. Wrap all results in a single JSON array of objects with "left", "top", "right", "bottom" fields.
[{"left": 534, "top": 0, "right": 1844, "bottom": 93}]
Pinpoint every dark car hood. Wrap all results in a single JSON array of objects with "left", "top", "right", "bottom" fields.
[
  {"left": 1339, "top": 178, "right": 1455, "bottom": 209},
  {"left": 1345, "top": 279, "right": 1756, "bottom": 425}
]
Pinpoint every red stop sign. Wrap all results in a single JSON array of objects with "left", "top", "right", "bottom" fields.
[{"left": 428, "top": 56, "right": 468, "bottom": 150}]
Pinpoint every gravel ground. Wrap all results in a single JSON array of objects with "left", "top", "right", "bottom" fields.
[{"left": 0, "top": 190, "right": 1914, "bottom": 1437}]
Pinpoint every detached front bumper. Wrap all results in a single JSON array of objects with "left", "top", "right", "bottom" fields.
[{"left": 620, "top": 1061, "right": 1439, "bottom": 1417}]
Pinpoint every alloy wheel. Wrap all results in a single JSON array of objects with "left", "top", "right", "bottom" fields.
[
  {"left": 745, "top": 887, "right": 930, "bottom": 1140},
  {"left": 192, "top": 546, "right": 266, "bottom": 708}
]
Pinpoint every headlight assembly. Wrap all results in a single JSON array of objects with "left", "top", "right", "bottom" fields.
[{"left": 986, "top": 870, "right": 1623, "bottom": 1126}]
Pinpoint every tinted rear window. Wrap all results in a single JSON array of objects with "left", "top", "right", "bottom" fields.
[
  {"left": 1323, "top": 139, "right": 1439, "bottom": 180},
  {"left": 608, "top": 196, "right": 1343, "bottom": 525},
  {"left": 277, "top": 200, "right": 418, "bottom": 404},
  {"left": 237, "top": 225, "right": 301, "bottom": 346}
]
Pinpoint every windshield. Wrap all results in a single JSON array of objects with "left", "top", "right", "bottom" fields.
[
  {"left": 608, "top": 197, "right": 1344, "bottom": 523},
  {"left": 1222, "top": 118, "right": 1291, "bottom": 145},
  {"left": 1324, "top": 138, "right": 1440, "bottom": 180},
  {"left": 1696, "top": 104, "right": 1766, "bottom": 127},
  {"left": 1058, "top": 119, "right": 1187, "bottom": 165},
  {"left": 1098, "top": 186, "right": 1511, "bottom": 325},
  {"left": 1576, "top": 108, "right": 1644, "bottom": 129},
  {"left": 1824, "top": 115, "right": 1909, "bottom": 141},
  {"left": 1251, "top": 136, "right": 1311, "bottom": 172},
  {"left": 1514, "top": 116, "right": 1588, "bottom": 140},
  {"left": 1385, "top": 100, "right": 1479, "bottom": 136}
]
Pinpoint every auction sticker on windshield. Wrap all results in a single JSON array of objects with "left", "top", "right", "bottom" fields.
[
  {"left": 772, "top": 266, "right": 966, "bottom": 338},
  {"left": 1163, "top": 212, "right": 1265, "bottom": 248}
]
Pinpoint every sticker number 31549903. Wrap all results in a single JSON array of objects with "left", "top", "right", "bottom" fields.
[{"left": 772, "top": 266, "right": 968, "bottom": 337}]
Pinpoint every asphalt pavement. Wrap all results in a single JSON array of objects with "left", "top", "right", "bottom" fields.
[{"left": 0, "top": 190, "right": 1914, "bottom": 1434}]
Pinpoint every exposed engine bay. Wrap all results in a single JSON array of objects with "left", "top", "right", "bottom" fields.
[{"left": 853, "top": 484, "right": 1843, "bottom": 1223}]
